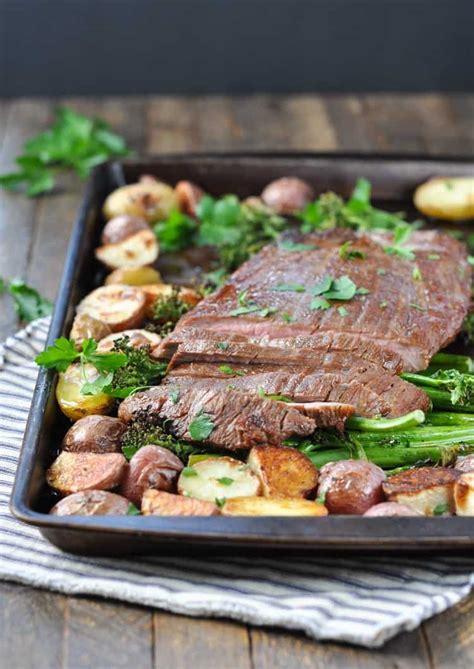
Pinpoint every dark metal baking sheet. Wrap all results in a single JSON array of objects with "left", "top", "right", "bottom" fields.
[{"left": 10, "top": 153, "right": 474, "bottom": 555}]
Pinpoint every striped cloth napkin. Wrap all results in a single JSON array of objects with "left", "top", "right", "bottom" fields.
[{"left": 0, "top": 318, "right": 473, "bottom": 648}]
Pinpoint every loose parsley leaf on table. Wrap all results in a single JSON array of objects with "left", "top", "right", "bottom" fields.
[
  {"left": 0, "top": 278, "right": 53, "bottom": 322},
  {"left": 0, "top": 108, "right": 130, "bottom": 196}
]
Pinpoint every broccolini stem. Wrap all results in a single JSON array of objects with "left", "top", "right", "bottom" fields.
[
  {"left": 422, "top": 387, "right": 474, "bottom": 412},
  {"left": 349, "top": 424, "right": 474, "bottom": 445},
  {"left": 346, "top": 410, "right": 425, "bottom": 432},
  {"left": 426, "top": 412, "right": 474, "bottom": 426},
  {"left": 429, "top": 352, "right": 474, "bottom": 374}
]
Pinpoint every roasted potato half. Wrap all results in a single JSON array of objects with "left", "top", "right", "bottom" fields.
[
  {"left": 261, "top": 177, "right": 314, "bottom": 215},
  {"left": 103, "top": 180, "right": 177, "bottom": 223},
  {"left": 105, "top": 266, "right": 162, "bottom": 286},
  {"left": 222, "top": 496, "right": 327, "bottom": 517},
  {"left": 69, "top": 313, "right": 112, "bottom": 346},
  {"left": 248, "top": 446, "right": 318, "bottom": 498},
  {"left": 177, "top": 457, "right": 261, "bottom": 502},
  {"left": 97, "top": 329, "right": 161, "bottom": 353},
  {"left": 95, "top": 229, "right": 159, "bottom": 270},
  {"left": 47, "top": 452, "right": 127, "bottom": 496},
  {"left": 120, "top": 445, "right": 184, "bottom": 507},
  {"left": 142, "top": 489, "right": 219, "bottom": 516},
  {"left": 61, "top": 415, "right": 126, "bottom": 454},
  {"left": 383, "top": 466, "right": 460, "bottom": 515},
  {"left": 318, "top": 460, "right": 386, "bottom": 515},
  {"left": 414, "top": 177, "right": 474, "bottom": 221},
  {"left": 77, "top": 285, "right": 146, "bottom": 332},
  {"left": 455, "top": 454, "right": 474, "bottom": 474},
  {"left": 101, "top": 215, "right": 149, "bottom": 245},
  {"left": 454, "top": 473, "right": 474, "bottom": 516},
  {"left": 175, "top": 180, "right": 204, "bottom": 217},
  {"left": 50, "top": 490, "right": 129, "bottom": 516},
  {"left": 363, "top": 502, "right": 422, "bottom": 517},
  {"left": 56, "top": 363, "right": 114, "bottom": 421}
]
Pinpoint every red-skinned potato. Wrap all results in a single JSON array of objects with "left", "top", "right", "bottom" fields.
[
  {"left": 175, "top": 180, "right": 204, "bottom": 217},
  {"left": 248, "top": 446, "right": 318, "bottom": 498},
  {"left": 120, "top": 445, "right": 184, "bottom": 507},
  {"left": 77, "top": 285, "right": 146, "bottom": 331},
  {"left": 363, "top": 502, "right": 422, "bottom": 517},
  {"left": 47, "top": 452, "right": 127, "bottom": 496},
  {"left": 69, "top": 313, "right": 112, "bottom": 346},
  {"left": 97, "top": 329, "right": 161, "bottom": 353},
  {"left": 455, "top": 454, "right": 474, "bottom": 474},
  {"left": 50, "top": 490, "right": 129, "bottom": 516},
  {"left": 101, "top": 215, "right": 149, "bottom": 245},
  {"left": 95, "top": 229, "right": 159, "bottom": 270},
  {"left": 103, "top": 180, "right": 177, "bottom": 222},
  {"left": 317, "top": 460, "right": 386, "bottom": 515},
  {"left": 61, "top": 415, "right": 127, "bottom": 454},
  {"left": 261, "top": 177, "right": 314, "bottom": 215},
  {"left": 141, "top": 489, "right": 219, "bottom": 516}
]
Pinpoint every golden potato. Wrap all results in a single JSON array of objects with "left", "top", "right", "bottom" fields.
[
  {"left": 56, "top": 364, "right": 114, "bottom": 421},
  {"left": 69, "top": 313, "right": 112, "bottom": 346},
  {"left": 248, "top": 446, "right": 318, "bottom": 498},
  {"left": 103, "top": 181, "right": 177, "bottom": 222},
  {"left": 222, "top": 496, "right": 328, "bottom": 517},
  {"left": 77, "top": 285, "right": 146, "bottom": 332},
  {"left": 101, "top": 215, "right": 149, "bottom": 245},
  {"left": 414, "top": 177, "right": 474, "bottom": 221},
  {"left": 177, "top": 457, "right": 261, "bottom": 502},
  {"left": 97, "top": 329, "right": 161, "bottom": 353},
  {"left": 47, "top": 452, "right": 127, "bottom": 495},
  {"left": 105, "top": 266, "right": 162, "bottom": 286},
  {"left": 95, "top": 229, "right": 159, "bottom": 270},
  {"left": 142, "top": 489, "right": 219, "bottom": 516}
]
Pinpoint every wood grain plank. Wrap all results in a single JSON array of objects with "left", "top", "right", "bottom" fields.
[
  {"left": 360, "top": 95, "right": 428, "bottom": 153},
  {"left": 0, "top": 99, "right": 53, "bottom": 340},
  {"left": 0, "top": 582, "right": 65, "bottom": 669},
  {"left": 279, "top": 96, "right": 338, "bottom": 150},
  {"left": 230, "top": 95, "right": 290, "bottom": 149},
  {"left": 323, "top": 95, "right": 373, "bottom": 151},
  {"left": 153, "top": 612, "right": 252, "bottom": 669},
  {"left": 251, "top": 626, "right": 429, "bottom": 669},
  {"left": 64, "top": 598, "right": 153, "bottom": 669},
  {"left": 422, "top": 596, "right": 474, "bottom": 669},
  {"left": 146, "top": 96, "right": 200, "bottom": 153}
]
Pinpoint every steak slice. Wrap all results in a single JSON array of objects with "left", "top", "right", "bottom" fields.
[
  {"left": 164, "top": 229, "right": 470, "bottom": 372},
  {"left": 118, "top": 386, "right": 316, "bottom": 451},
  {"left": 163, "top": 361, "right": 430, "bottom": 418}
]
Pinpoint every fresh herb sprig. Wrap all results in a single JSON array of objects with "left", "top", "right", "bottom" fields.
[
  {"left": 0, "top": 108, "right": 129, "bottom": 196},
  {"left": 0, "top": 278, "right": 53, "bottom": 322}
]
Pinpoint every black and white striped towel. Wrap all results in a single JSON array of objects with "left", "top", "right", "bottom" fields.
[{"left": 0, "top": 318, "right": 473, "bottom": 648}]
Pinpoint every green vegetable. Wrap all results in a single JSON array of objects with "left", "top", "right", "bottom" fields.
[
  {"left": 218, "top": 365, "right": 245, "bottom": 376},
  {"left": 0, "top": 278, "right": 53, "bottom": 322},
  {"left": 127, "top": 503, "right": 141, "bottom": 516},
  {"left": 346, "top": 410, "right": 426, "bottom": 432},
  {"left": 188, "top": 412, "right": 215, "bottom": 441},
  {"left": 169, "top": 388, "right": 180, "bottom": 404},
  {"left": 257, "top": 388, "right": 291, "bottom": 403},
  {"left": 35, "top": 337, "right": 127, "bottom": 374},
  {"left": 429, "top": 353, "right": 474, "bottom": 374},
  {"left": 229, "top": 291, "right": 276, "bottom": 318},
  {"left": 216, "top": 342, "right": 230, "bottom": 350},
  {"left": 433, "top": 503, "right": 450, "bottom": 516},
  {"left": 281, "top": 312, "right": 293, "bottom": 323},
  {"left": 217, "top": 477, "right": 234, "bottom": 486},
  {"left": 278, "top": 240, "right": 318, "bottom": 252},
  {"left": 409, "top": 303, "right": 426, "bottom": 312},
  {"left": 149, "top": 287, "right": 193, "bottom": 336},
  {"left": 402, "top": 369, "right": 474, "bottom": 407},
  {"left": 463, "top": 313, "right": 474, "bottom": 345},
  {"left": 272, "top": 283, "right": 306, "bottom": 293},
  {"left": 182, "top": 466, "right": 198, "bottom": 477},
  {"left": 154, "top": 210, "right": 197, "bottom": 252},
  {"left": 376, "top": 268, "right": 387, "bottom": 275},
  {"left": 337, "top": 306, "right": 348, "bottom": 317},
  {"left": 412, "top": 267, "right": 422, "bottom": 280},
  {"left": 0, "top": 108, "right": 129, "bottom": 196},
  {"left": 121, "top": 416, "right": 206, "bottom": 462},
  {"left": 215, "top": 497, "right": 227, "bottom": 509},
  {"left": 339, "top": 241, "right": 366, "bottom": 260}
]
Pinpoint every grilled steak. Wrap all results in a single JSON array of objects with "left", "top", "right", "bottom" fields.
[
  {"left": 118, "top": 386, "right": 317, "bottom": 450},
  {"left": 139, "top": 227, "right": 469, "bottom": 448}
]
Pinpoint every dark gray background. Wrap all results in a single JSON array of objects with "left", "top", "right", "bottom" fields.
[{"left": 1, "top": 0, "right": 473, "bottom": 97}]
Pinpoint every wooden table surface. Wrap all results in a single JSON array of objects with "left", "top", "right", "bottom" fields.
[{"left": 0, "top": 94, "right": 473, "bottom": 668}]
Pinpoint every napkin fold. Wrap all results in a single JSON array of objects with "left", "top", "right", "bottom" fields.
[{"left": 0, "top": 318, "right": 472, "bottom": 648}]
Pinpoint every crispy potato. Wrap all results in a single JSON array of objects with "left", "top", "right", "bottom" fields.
[
  {"left": 177, "top": 457, "right": 261, "bottom": 502},
  {"left": 103, "top": 181, "right": 177, "bottom": 223},
  {"left": 455, "top": 454, "right": 474, "bottom": 474},
  {"left": 56, "top": 363, "right": 114, "bottom": 421},
  {"left": 47, "top": 452, "right": 127, "bottom": 496},
  {"left": 95, "top": 229, "right": 159, "bottom": 270},
  {"left": 61, "top": 415, "right": 126, "bottom": 454},
  {"left": 222, "top": 496, "right": 328, "bottom": 517},
  {"left": 120, "top": 445, "right": 183, "bottom": 507},
  {"left": 248, "top": 446, "right": 318, "bottom": 498},
  {"left": 383, "top": 466, "right": 460, "bottom": 516},
  {"left": 142, "top": 489, "right": 219, "bottom": 516},
  {"left": 414, "top": 177, "right": 474, "bottom": 221},
  {"left": 261, "top": 177, "right": 314, "bottom": 215},
  {"left": 105, "top": 266, "right": 162, "bottom": 286},
  {"left": 101, "top": 215, "right": 149, "bottom": 245},
  {"left": 69, "top": 313, "right": 112, "bottom": 346},
  {"left": 50, "top": 490, "right": 129, "bottom": 516},
  {"left": 97, "top": 329, "right": 161, "bottom": 353},
  {"left": 454, "top": 473, "right": 474, "bottom": 516},
  {"left": 142, "top": 283, "right": 201, "bottom": 318},
  {"left": 175, "top": 180, "right": 204, "bottom": 217},
  {"left": 363, "top": 502, "right": 422, "bottom": 517},
  {"left": 318, "top": 460, "right": 386, "bottom": 515},
  {"left": 77, "top": 285, "right": 146, "bottom": 332}
]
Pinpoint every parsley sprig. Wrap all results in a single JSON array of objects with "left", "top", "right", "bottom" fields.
[{"left": 0, "top": 278, "right": 53, "bottom": 322}]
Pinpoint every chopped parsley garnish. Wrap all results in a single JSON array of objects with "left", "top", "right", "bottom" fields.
[
  {"left": 339, "top": 241, "right": 366, "bottom": 261},
  {"left": 188, "top": 412, "right": 215, "bottom": 441},
  {"left": 182, "top": 466, "right": 198, "bottom": 477},
  {"left": 433, "top": 503, "right": 450, "bottom": 516},
  {"left": 169, "top": 388, "right": 180, "bottom": 404},
  {"left": 217, "top": 477, "right": 234, "bottom": 486},
  {"left": 409, "top": 303, "right": 426, "bottom": 312},
  {"left": 356, "top": 287, "right": 370, "bottom": 295},
  {"left": 229, "top": 290, "right": 276, "bottom": 318},
  {"left": 310, "top": 297, "right": 331, "bottom": 311},
  {"left": 216, "top": 342, "right": 230, "bottom": 350},
  {"left": 257, "top": 388, "right": 291, "bottom": 402},
  {"left": 412, "top": 267, "right": 422, "bottom": 280},
  {"left": 428, "top": 254, "right": 440, "bottom": 261},
  {"left": 376, "top": 268, "right": 387, "bottom": 276},
  {"left": 338, "top": 306, "right": 348, "bottom": 317},
  {"left": 272, "top": 283, "right": 306, "bottom": 293},
  {"left": 127, "top": 503, "right": 141, "bottom": 516},
  {"left": 281, "top": 312, "right": 293, "bottom": 323},
  {"left": 380, "top": 301, "right": 388, "bottom": 309},
  {"left": 218, "top": 365, "right": 245, "bottom": 376},
  {"left": 309, "top": 275, "right": 367, "bottom": 311},
  {"left": 215, "top": 497, "right": 227, "bottom": 509},
  {"left": 278, "top": 240, "right": 318, "bottom": 252},
  {"left": 384, "top": 223, "right": 416, "bottom": 261}
]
